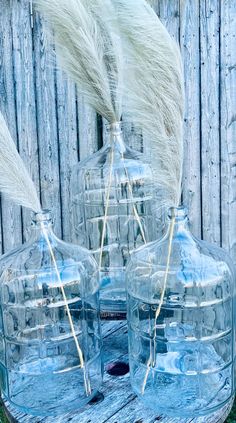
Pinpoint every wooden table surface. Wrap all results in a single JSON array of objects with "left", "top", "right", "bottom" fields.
[{"left": 2, "top": 321, "right": 235, "bottom": 423}]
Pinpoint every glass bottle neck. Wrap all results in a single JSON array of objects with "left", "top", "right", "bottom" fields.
[
  {"left": 105, "top": 122, "right": 126, "bottom": 154},
  {"left": 30, "top": 210, "right": 54, "bottom": 241},
  {"left": 167, "top": 206, "right": 190, "bottom": 235}
]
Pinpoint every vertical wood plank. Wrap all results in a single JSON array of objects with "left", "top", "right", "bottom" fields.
[
  {"left": 220, "top": 0, "right": 236, "bottom": 260},
  {"left": 142, "top": 1, "right": 159, "bottom": 163},
  {"left": 200, "top": 0, "right": 221, "bottom": 244},
  {"left": 33, "top": 12, "right": 62, "bottom": 237},
  {"left": 77, "top": 99, "right": 99, "bottom": 161},
  {"left": 11, "top": 0, "right": 40, "bottom": 242},
  {"left": 159, "top": 0, "right": 180, "bottom": 40},
  {"left": 56, "top": 72, "right": 78, "bottom": 242},
  {"left": 144, "top": 0, "right": 180, "bottom": 184},
  {"left": 0, "top": 0, "right": 22, "bottom": 253},
  {"left": 180, "top": 0, "right": 202, "bottom": 238},
  {"left": 73, "top": 98, "right": 99, "bottom": 246}
]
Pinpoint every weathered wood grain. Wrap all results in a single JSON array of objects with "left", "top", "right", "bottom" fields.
[
  {"left": 220, "top": 0, "right": 236, "bottom": 260},
  {"left": 180, "top": 0, "right": 202, "bottom": 239},
  {"left": 11, "top": 0, "right": 40, "bottom": 243},
  {"left": 0, "top": 0, "right": 22, "bottom": 252},
  {"left": 106, "top": 397, "right": 234, "bottom": 423},
  {"left": 56, "top": 71, "right": 78, "bottom": 242},
  {"left": 200, "top": 0, "right": 221, "bottom": 245},
  {"left": 159, "top": 0, "right": 179, "bottom": 40},
  {"left": 32, "top": 11, "right": 62, "bottom": 237},
  {"left": 143, "top": 0, "right": 180, "bottom": 189},
  {"left": 77, "top": 99, "right": 99, "bottom": 160}
]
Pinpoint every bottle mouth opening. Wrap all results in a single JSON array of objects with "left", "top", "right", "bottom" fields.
[
  {"left": 105, "top": 121, "right": 123, "bottom": 134},
  {"left": 168, "top": 205, "right": 188, "bottom": 220},
  {"left": 32, "top": 209, "right": 53, "bottom": 224}
]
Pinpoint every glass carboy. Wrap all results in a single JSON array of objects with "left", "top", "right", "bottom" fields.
[
  {"left": 72, "top": 122, "right": 157, "bottom": 315},
  {"left": 126, "top": 206, "right": 235, "bottom": 418},
  {"left": 0, "top": 210, "right": 102, "bottom": 417}
]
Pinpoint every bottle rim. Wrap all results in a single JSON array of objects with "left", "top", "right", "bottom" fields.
[
  {"left": 105, "top": 121, "right": 123, "bottom": 134},
  {"left": 32, "top": 209, "right": 53, "bottom": 224},
  {"left": 168, "top": 205, "right": 188, "bottom": 220}
]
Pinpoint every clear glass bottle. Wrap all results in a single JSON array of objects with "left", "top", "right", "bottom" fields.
[
  {"left": 0, "top": 210, "right": 102, "bottom": 417},
  {"left": 72, "top": 122, "right": 158, "bottom": 316},
  {"left": 127, "top": 206, "right": 235, "bottom": 418}
]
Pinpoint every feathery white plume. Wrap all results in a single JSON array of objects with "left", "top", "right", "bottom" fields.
[
  {"left": 36, "top": 0, "right": 123, "bottom": 123},
  {"left": 113, "top": 0, "right": 184, "bottom": 207},
  {"left": 113, "top": 1, "right": 185, "bottom": 391},
  {"left": 36, "top": 0, "right": 184, "bottom": 207},
  {"left": 0, "top": 112, "right": 41, "bottom": 212},
  {"left": 0, "top": 112, "right": 91, "bottom": 393}
]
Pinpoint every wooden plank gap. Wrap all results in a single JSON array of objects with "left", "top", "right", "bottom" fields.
[{"left": 103, "top": 396, "right": 137, "bottom": 423}]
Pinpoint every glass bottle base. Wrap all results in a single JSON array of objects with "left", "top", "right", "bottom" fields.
[
  {"left": 136, "top": 391, "right": 234, "bottom": 419},
  {"left": 130, "top": 355, "right": 234, "bottom": 418},
  {"left": 2, "top": 390, "right": 98, "bottom": 417},
  {"left": 1, "top": 352, "right": 103, "bottom": 417}
]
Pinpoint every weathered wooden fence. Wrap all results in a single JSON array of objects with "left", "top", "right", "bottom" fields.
[{"left": 0, "top": 0, "right": 235, "bottom": 260}]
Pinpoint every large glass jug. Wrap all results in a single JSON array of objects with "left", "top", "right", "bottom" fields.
[
  {"left": 72, "top": 122, "right": 157, "bottom": 316},
  {"left": 126, "top": 206, "right": 235, "bottom": 418},
  {"left": 0, "top": 210, "right": 102, "bottom": 417}
]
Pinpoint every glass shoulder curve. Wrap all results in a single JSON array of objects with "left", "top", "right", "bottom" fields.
[
  {"left": 126, "top": 233, "right": 235, "bottom": 300},
  {"left": 128, "top": 230, "right": 234, "bottom": 271},
  {"left": 72, "top": 145, "right": 108, "bottom": 171},
  {"left": 0, "top": 241, "right": 35, "bottom": 273},
  {"left": 0, "top": 237, "right": 99, "bottom": 295},
  {"left": 193, "top": 237, "right": 235, "bottom": 282}
]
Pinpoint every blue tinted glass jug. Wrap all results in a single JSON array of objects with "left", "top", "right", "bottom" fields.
[
  {"left": 72, "top": 122, "right": 158, "bottom": 316},
  {"left": 0, "top": 210, "right": 102, "bottom": 416},
  {"left": 127, "top": 206, "right": 235, "bottom": 418}
]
